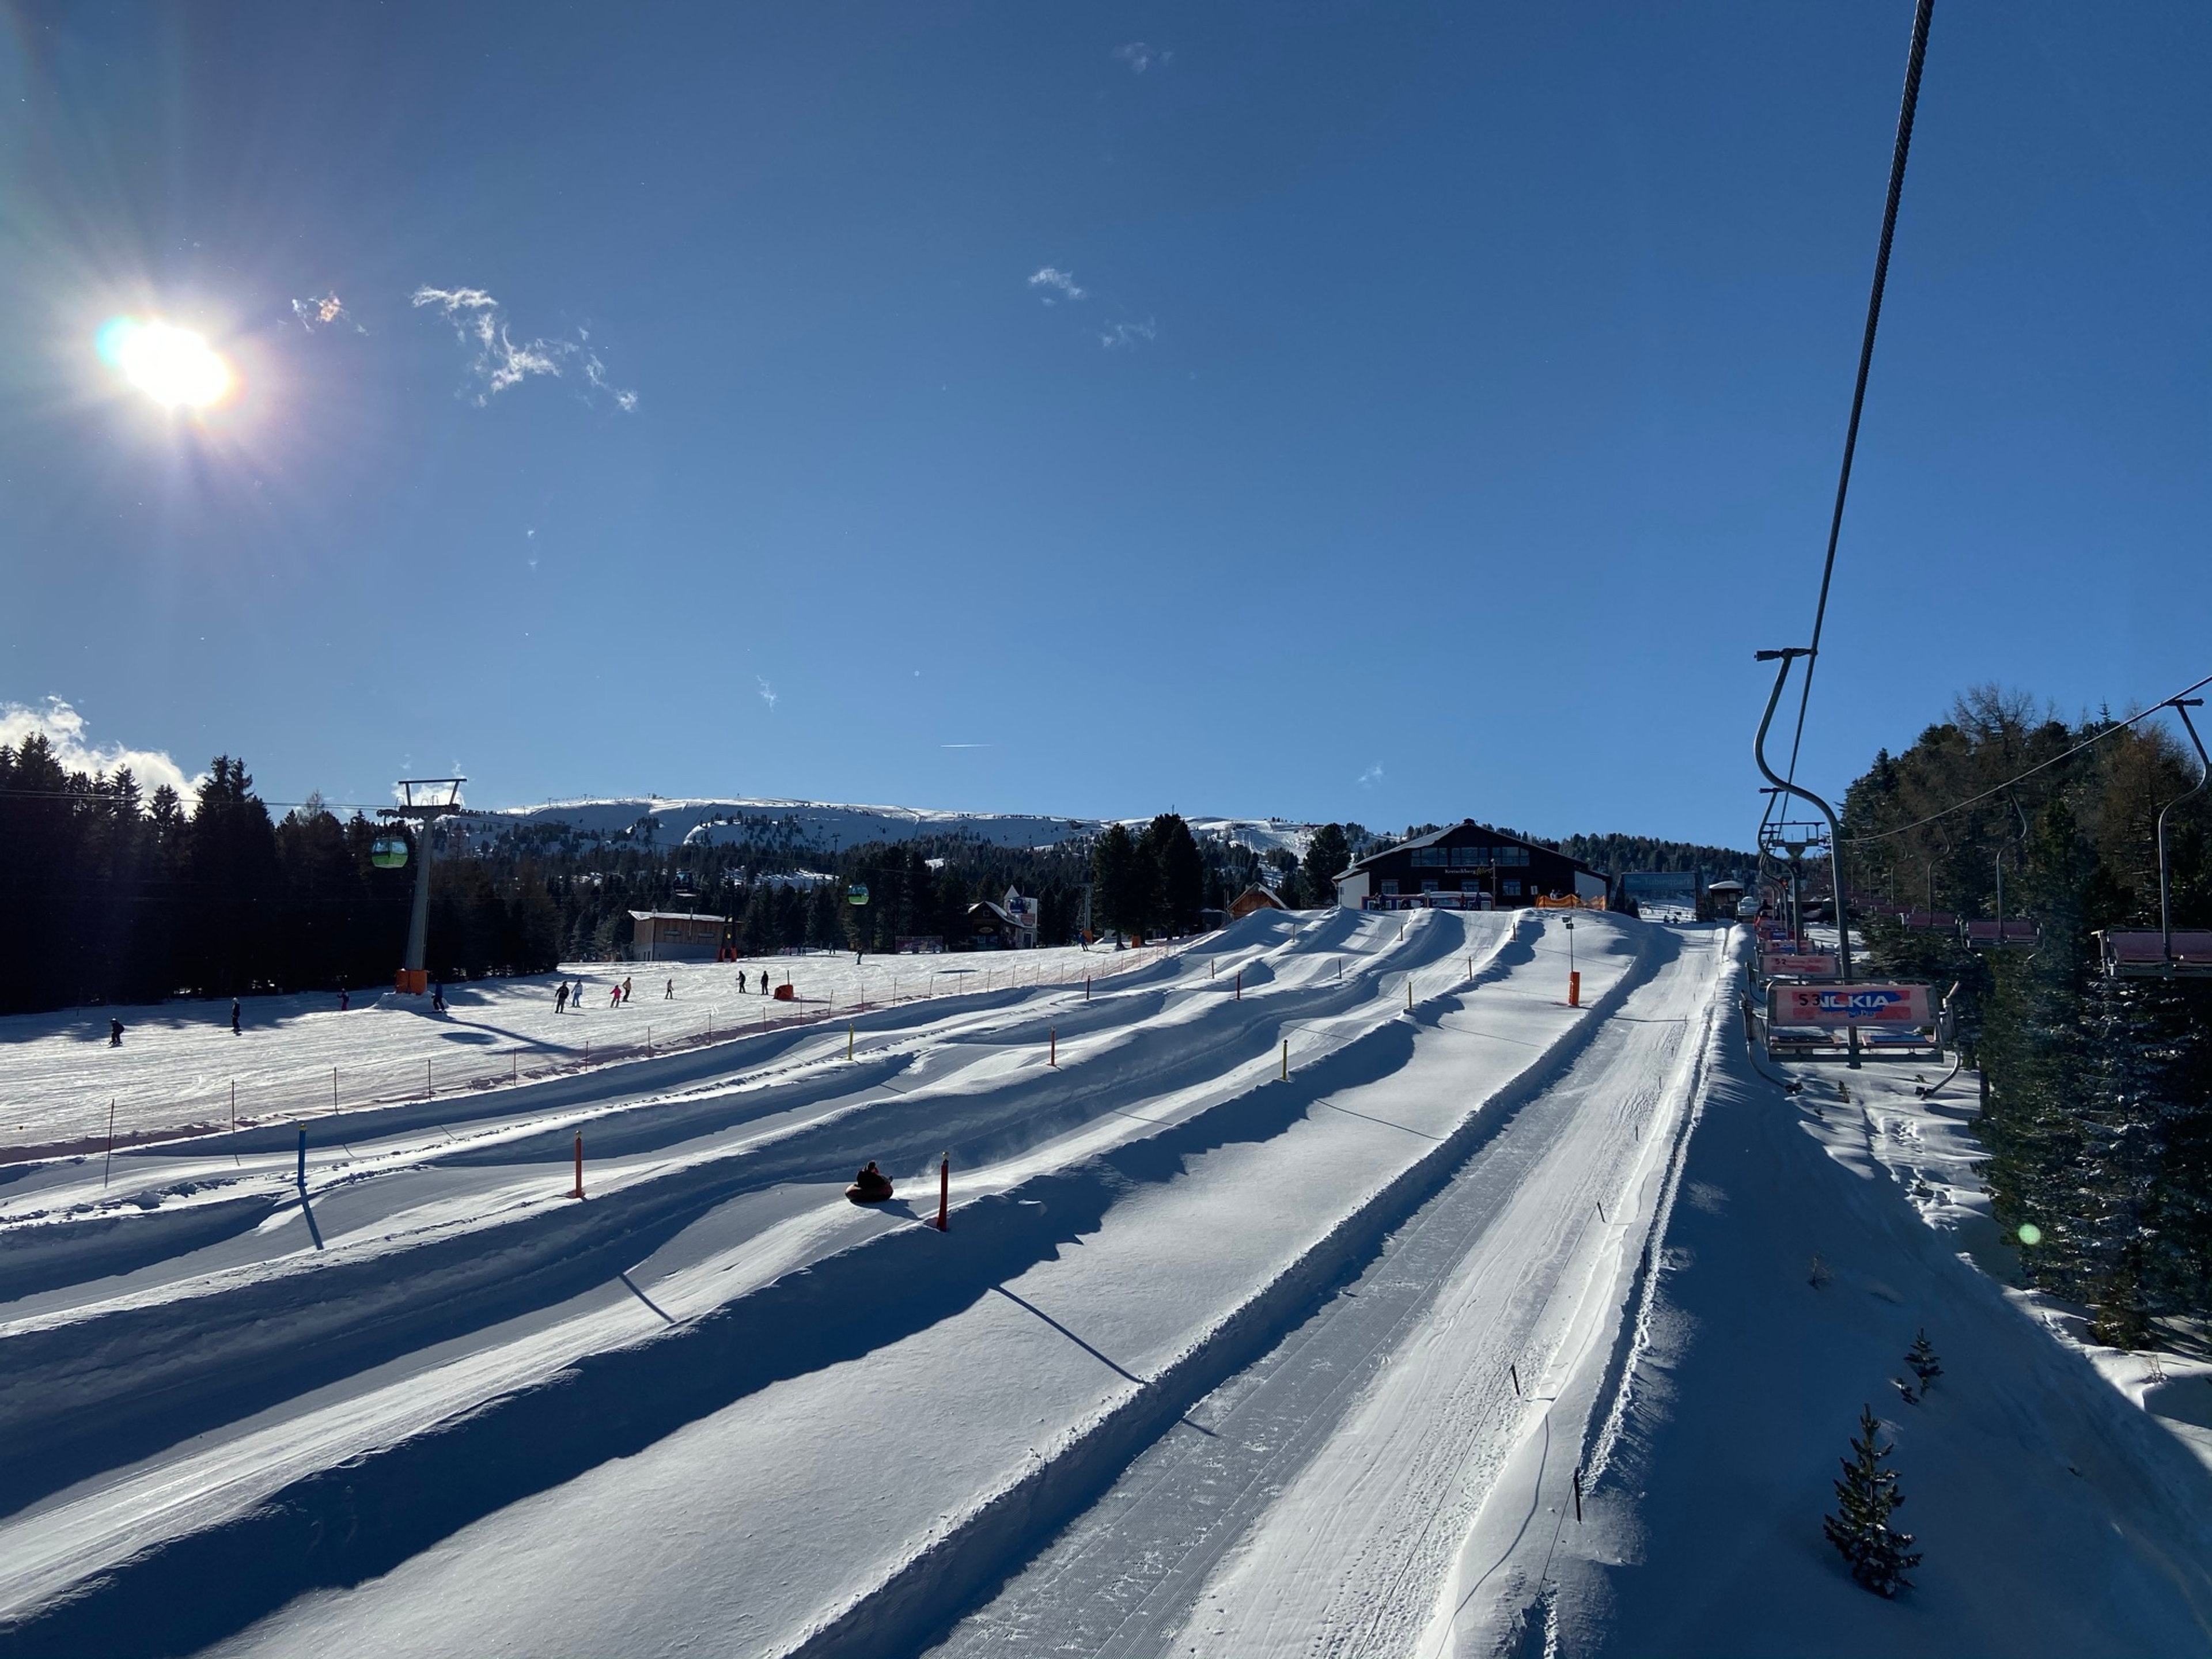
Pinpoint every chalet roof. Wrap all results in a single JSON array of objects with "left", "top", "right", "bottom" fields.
[
  {"left": 1346, "top": 819, "right": 1591, "bottom": 876},
  {"left": 627, "top": 910, "right": 729, "bottom": 924}
]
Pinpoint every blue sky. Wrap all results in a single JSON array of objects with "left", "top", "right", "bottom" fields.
[{"left": 2, "top": 2, "right": 2206, "bottom": 847}]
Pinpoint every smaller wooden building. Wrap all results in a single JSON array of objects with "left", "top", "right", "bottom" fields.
[
  {"left": 965, "top": 888, "right": 1041, "bottom": 950},
  {"left": 1229, "top": 885, "right": 1289, "bottom": 921},
  {"left": 628, "top": 910, "right": 730, "bottom": 961}
]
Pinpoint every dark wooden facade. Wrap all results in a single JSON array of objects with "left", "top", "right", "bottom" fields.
[{"left": 1335, "top": 821, "right": 1599, "bottom": 910}]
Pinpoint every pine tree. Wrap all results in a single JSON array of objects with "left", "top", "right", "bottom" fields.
[
  {"left": 1302, "top": 823, "right": 1351, "bottom": 906},
  {"left": 1823, "top": 1405, "right": 1921, "bottom": 1597},
  {"left": 1092, "top": 824, "right": 1143, "bottom": 938},
  {"left": 1904, "top": 1330, "right": 1941, "bottom": 1396},
  {"left": 1147, "top": 815, "right": 1204, "bottom": 933}
]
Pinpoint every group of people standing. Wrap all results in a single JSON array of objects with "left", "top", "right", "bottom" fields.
[
  {"left": 552, "top": 976, "right": 637, "bottom": 1013},
  {"left": 548, "top": 968, "right": 785, "bottom": 1013}
]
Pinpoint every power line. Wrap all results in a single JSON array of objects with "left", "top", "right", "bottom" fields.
[
  {"left": 1777, "top": 0, "right": 1937, "bottom": 802},
  {"left": 1843, "top": 669, "right": 2212, "bottom": 844}
]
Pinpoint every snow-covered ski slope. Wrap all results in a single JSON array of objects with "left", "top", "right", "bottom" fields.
[
  {"left": 5, "top": 914, "right": 2207, "bottom": 1657},
  {"left": 466, "top": 795, "right": 1312, "bottom": 856},
  {"left": 0, "top": 945, "right": 1161, "bottom": 1156},
  {"left": 0, "top": 908, "right": 1662, "bottom": 1656}
]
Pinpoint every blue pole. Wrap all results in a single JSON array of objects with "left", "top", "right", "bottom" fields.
[{"left": 297, "top": 1127, "right": 306, "bottom": 1191}]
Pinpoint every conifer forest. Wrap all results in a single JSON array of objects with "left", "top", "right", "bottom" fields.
[{"left": 1844, "top": 686, "right": 2212, "bottom": 1338}]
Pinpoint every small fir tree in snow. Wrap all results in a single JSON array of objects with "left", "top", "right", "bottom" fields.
[
  {"left": 1905, "top": 1330, "right": 1942, "bottom": 1395},
  {"left": 1823, "top": 1405, "right": 1921, "bottom": 1597}
]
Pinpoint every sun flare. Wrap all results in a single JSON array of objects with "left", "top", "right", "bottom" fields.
[{"left": 96, "top": 317, "right": 236, "bottom": 409}]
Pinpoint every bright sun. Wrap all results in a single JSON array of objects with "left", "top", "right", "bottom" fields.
[{"left": 96, "top": 317, "right": 235, "bottom": 409}]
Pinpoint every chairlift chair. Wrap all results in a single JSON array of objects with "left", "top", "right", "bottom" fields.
[
  {"left": 1898, "top": 908, "right": 1956, "bottom": 934},
  {"left": 1964, "top": 917, "right": 2041, "bottom": 950},
  {"left": 2100, "top": 930, "right": 2212, "bottom": 979}
]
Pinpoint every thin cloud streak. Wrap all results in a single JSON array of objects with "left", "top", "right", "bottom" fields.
[
  {"left": 1101, "top": 318, "right": 1156, "bottom": 350},
  {"left": 1029, "top": 266, "right": 1087, "bottom": 302},
  {"left": 411, "top": 286, "right": 637, "bottom": 410},
  {"left": 290, "top": 292, "right": 363, "bottom": 334},
  {"left": 1113, "top": 42, "right": 1171, "bottom": 73}
]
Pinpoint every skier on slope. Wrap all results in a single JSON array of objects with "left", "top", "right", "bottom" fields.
[
  {"left": 665, "top": 978, "right": 673, "bottom": 1000},
  {"left": 432, "top": 982, "right": 446, "bottom": 1014},
  {"left": 230, "top": 998, "right": 241, "bottom": 1035},
  {"left": 555, "top": 982, "right": 569, "bottom": 1014},
  {"left": 621, "top": 976, "right": 632, "bottom": 1004},
  {"left": 109, "top": 1018, "right": 123, "bottom": 1047},
  {"left": 609, "top": 983, "right": 621, "bottom": 1008}
]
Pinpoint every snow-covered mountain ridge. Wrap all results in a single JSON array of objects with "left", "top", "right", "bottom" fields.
[{"left": 461, "top": 796, "right": 1314, "bottom": 857}]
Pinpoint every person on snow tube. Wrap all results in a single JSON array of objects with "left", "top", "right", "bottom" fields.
[{"left": 846, "top": 1160, "right": 894, "bottom": 1204}]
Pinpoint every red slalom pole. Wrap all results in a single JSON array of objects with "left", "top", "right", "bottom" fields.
[
  {"left": 571, "top": 1131, "right": 584, "bottom": 1199},
  {"left": 937, "top": 1152, "right": 949, "bottom": 1232}
]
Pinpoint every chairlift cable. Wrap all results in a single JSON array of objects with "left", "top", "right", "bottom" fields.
[
  {"left": 1778, "top": 0, "right": 1937, "bottom": 797},
  {"left": 1844, "top": 669, "right": 2212, "bottom": 844}
]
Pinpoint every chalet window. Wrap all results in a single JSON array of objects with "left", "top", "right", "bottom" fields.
[
  {"left": 1503, "top": 878, "right": 1522, "bottom": 896},
  {"left": 1380, "top": 880, "right": 1399, "bottom": 895},
  {"left": 1421, "top": 880, "right": 1439, "bottom": 893}
]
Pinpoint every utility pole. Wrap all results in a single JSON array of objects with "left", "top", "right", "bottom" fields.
[{"left": 378, "top": 777, "right": 469, "bottom": 996}]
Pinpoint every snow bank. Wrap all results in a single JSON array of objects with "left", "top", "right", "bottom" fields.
[{"left": 1509, "top": 930, "right": 2212, "bottom": 1656}]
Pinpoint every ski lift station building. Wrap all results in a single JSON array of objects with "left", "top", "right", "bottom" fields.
[
  {"left": 1333, "top": 821, "right": 1603, "bottom": 911},
  {"left": 627, "top": 910, "right": 730, "bottom": 961}
]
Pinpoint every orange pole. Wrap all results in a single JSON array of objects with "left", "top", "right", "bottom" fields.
[
  {"left": 571, "top": 1131, "right": 584, "bottom": 1199},
  {"left": 1569, "top": 970, "right": 1582, "bottom": 1007}
]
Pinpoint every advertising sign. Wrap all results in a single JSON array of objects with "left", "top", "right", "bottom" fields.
[
  {"left": 1761, "top": 952, "right": 1840, "bottom": 978},
  {"left": 1769, "top": 983, "right": 1933, "bottom": 1028}
]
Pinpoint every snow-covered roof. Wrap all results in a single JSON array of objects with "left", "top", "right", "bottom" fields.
[{"left": 627, "top": 910, "right": 728, "bottom": 924}]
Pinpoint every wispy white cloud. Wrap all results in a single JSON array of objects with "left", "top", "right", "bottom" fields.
[
  {"left": 1029, "top": 266, "right": 1088, "bottom": 302},
  {"left": 756, "top": 677, "right": 779, "bottom": 713},
  {"left": 582, "top": 350, "right": 639, "bottom": 412},
  {"left": 410, "top": 286, "right": 637, "bottom": 410},
  {"left": 0, "top": 698, "right": 199, "bottom": 801},
  {"left": 1113, "top": 41, "right": 1171, "bottom": 73},
  {"left": 1358, "top": 762, "right": 1384, "bottom": 788},
  {"left": 290, "top": 291, "right": 364, "bottom": 334},
  {"left": 940, "top": 743, "right": 992, "bottom": 749},
  {"left": 1100, "top": 318, "right": 1157, "bottom": 350}
]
